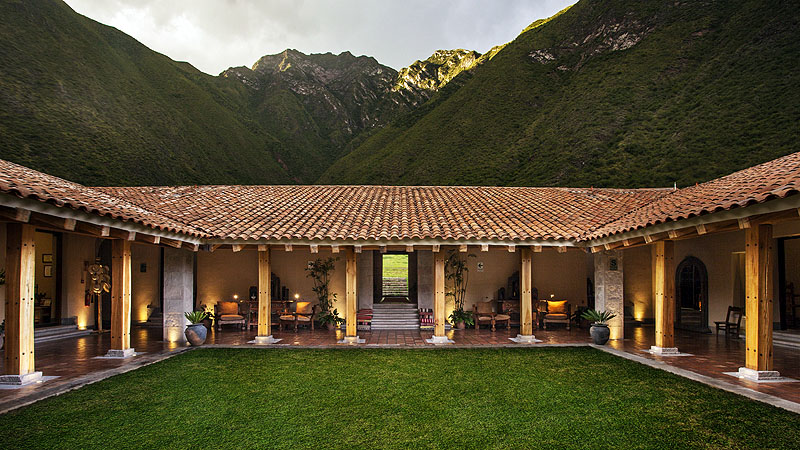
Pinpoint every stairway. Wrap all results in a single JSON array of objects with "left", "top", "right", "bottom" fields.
[
  {"left": 34, "top": 325, "right": 92, "bottom": 343},
  {"left": 371, "top": 302, "right": 420, "bottom": 330}
]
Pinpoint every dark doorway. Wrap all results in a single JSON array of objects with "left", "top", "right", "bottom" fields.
[{"left": 675, "top": 256, "right": 710, "bottom": 333}]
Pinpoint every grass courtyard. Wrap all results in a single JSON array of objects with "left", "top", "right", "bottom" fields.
[{"left": 1, "top": 348, "right": 798, "bottom": 449}]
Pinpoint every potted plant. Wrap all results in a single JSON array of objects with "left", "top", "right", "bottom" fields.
[
  {"left": 445, "top": 249, "right": 475, "bottom": 330},
  {"left": 448, "top": 309, "right": 474, "bottom": 330},
  {"left": 306, "top": 256, "right": 338, "bottom": 319},
  {"left": 581, "top": 309, "right": 617, "bottom": 345},
  {"left": 200, "top": 304, "right": 214, "bottom": 331},
  {"left": 319, "top": 308, "right": 344, "bottom": 331},
  {"left": 184, "top": 311, "right": 209, "bottom": 346}
]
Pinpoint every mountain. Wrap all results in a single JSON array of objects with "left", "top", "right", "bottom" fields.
[
  {"left": 319, "top": 0, "right": 800, "bottom": 187},
  {"left": 0, "top": 0, "right": 464, "bottom": 185},
  {"left": 0, "top": 0, "right": 293, "bottom": 186}
]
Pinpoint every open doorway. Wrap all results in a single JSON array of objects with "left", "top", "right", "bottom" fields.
[
  {"left": 373, "top": 252, "right": 417, "bottom": 303},
  {"left": 675, "top": 256, "right": 710, "bottom": 333}
]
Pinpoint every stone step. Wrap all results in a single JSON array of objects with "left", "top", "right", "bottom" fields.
[
  {"left": 371, "top": 324, "right": 421, "bottom": 330},
  {"left": 34, "top": 325, "right": 92, "bottom": 343},
  {"left": 373, "top": 303, "right": 418, "bottom": 309}
]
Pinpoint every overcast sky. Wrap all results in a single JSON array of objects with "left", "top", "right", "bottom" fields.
[{"left": 64, "top": 0, "right": 574, "bottom": 74}]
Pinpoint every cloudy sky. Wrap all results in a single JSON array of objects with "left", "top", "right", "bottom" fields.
[{"left": 64, "top": 0, "right": 574, "bottom": 74}]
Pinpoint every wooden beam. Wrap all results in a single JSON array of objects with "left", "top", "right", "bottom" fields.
[
  {"left": 331, "top": 245, "right": 340, "bottom": 254},
  {"left": 591, "top": 246, "right": 603, "bottom": 253},
  {"left": 284, "top": 244, "right": 293, "bottom": 252},
  {"left": 481, "top": 244, "right": 489, "bottom": 252},
  {"left": 738, "top": 218, "right": 751, "bottom": 229},
  {"left": 406, "top": 245, "right": 414, "bottom": 253},
  {"left": 354, "top": 245, "right": 362, "bottom": 254},
  {"left": 557, "top": 246, "right": 567, "bottom": 253},
  {"left": 345, "top": 247, "right": 358, "bottom": 338},
  {"left": 231, "top": 244, "right": 244, "bottom": 253},
  {"left": 0, "top": 207, "right": 31, "bottom": 223},
  {"left": 695, "top": 224, "right": 707, "bottom": 235},
  {"left": 110, "top": 240, "right": 132, "bottom": 352},
  {"left": 109, "top": 228, "right": 136, "bottom": 241},
  {"left": 29, "top": 213, "right": 76, "bottom": 231},
  {"left": 459, "top": 244, "right": 468, "bottom": 253},
  {"left": 643, "top": 234, "right": 654, "bottom": 244},
  {"left": 75, "top": 222, "right": 110, "bottom": 237},
  {"left": 432, "top": 245, "right": 440, "bottom": 253},
  {"left": 189, "top": 243, "right": 200, "bottom": 252},
  {"left": 161, "top": 238, "right": 183, "bottom": 249},
  {"left": 258, "top": 249, "right": 271, "bottom": 336},
  {"left": 745, "top": 224, "right": 774, "bottom": 371},
  {"left": 520, "top": 247, "right": 533, "bottom": 336},
  {"left": 653, "top": 240, "right": 675, "bottom": 349},
  {"left": 4, "top": 224, "right": 36, "bottom": 376},
  {"left": 507, "top": 244, "right": 516, "bottom": 253},
  {"left": 533, "top": 245, "right": 542, "bottom": 253},
  {"left": 257, "top": 244, "right": 267, "bottom": 252},
  {"left": 434, "top": 251, "right": 446, "bottom": 336},
  {"left": 379, "top": 245, "right": 387, "bottom": 254}
]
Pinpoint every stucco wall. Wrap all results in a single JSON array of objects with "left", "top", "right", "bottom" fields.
[
  {"left": 0, "top": 222, "right": 6, "bottom": 324},
  {"left": 131, "top": 244, "right": 160, "bottom": 323},
  {"left": 622, "top": 245, "right": 653, "bottom": 320},
  {"left": 62, "top": 234, "right": 98, "bottom": 329},
  {"left": 197, "top": 248, "right": 348, "bottom": 314}
]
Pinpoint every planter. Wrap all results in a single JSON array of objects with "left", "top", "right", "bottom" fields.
[
  {"left": 589, "top": 323, "right": 610, "bottom": 345},
  {"left": 0, "top": 333, "right": 3, "bottom": 350},
  {"left": 185, "top": 323, "right": 208, "bottom": 346},
  {"left": 456, "top": 321, "right": 466, "bottom": 330},
  {"left": 202, "top": 317, "right": 213, "bottom": 331},
  {"left": 326, "top": 322, "right": 336, "bottom": 331}
]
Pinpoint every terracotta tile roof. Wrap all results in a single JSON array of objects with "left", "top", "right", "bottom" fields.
[
  {"left": 588, "top": 151, "right": 800, "bottom": 240},
  {"left": 0, "top": 159, "right": 205, "bottom": 237},
  {"left": 97, "top": 185, "right": 668, "bottom": 242}
]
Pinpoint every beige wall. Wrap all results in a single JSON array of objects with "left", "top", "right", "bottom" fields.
[
  {"left": 0, "top": 222, "right": 5, "bottom": 324},
  {"left": 132, "top": 244, "right": 160, "bottom": 323},
  {"left": 33, "top": 232, "right": 57, "bottom": 322},
  {"left": 62, "top": 234, "right": 98, "bottom": 329},
  {"left": 197, "top": 248, "right": 348, "bottom": 314},
  {"left": 623, "top": 245, "right": 653, "bottom": 320}
]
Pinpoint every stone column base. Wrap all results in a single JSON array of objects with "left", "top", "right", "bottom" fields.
[
  {"left": 737, "top": 367, "right": 782, "bottom": 381},
  {"left": 425, "top": 335, "right": 454, "bottom": 344},
  {"left": 649, "top": 346, "right": 680, "bottom": 355},
  {"left": 104, "top": 348, "right": 136, "bottom": 358},
  {"left": 249, "top": 335, "right": 282, "bottom": 345},
  {"left": 0, "top": 371, "right": 43, "bottom": 386},
  {"left": 509, "top": 334, "right": 540, "bottom": 344},
  {"left": 338, "top": 336, "right": 365, "bottom": 344}
]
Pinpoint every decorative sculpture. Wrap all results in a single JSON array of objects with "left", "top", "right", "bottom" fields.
[{"left": 87, "top": 258, "right": 110, "bottom": 332}]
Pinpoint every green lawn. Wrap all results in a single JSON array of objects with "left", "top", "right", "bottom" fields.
[
  {"left": 2, "top": 348, "right": 798, "bottom": 449},
  {"left": 382, "top": 254, "right": 409, "bottom": 278}
]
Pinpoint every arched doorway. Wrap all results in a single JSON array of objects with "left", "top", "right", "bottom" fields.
[{"left": 675, "top": 256, "right": 710, "bottom": 332}]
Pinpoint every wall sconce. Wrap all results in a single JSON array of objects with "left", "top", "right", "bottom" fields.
[
  {"left": 233, "top": 294, "right": 239, "bottom": 301},
  {"left": 294, "top": 293, "right": 300, "bottom": 300}
]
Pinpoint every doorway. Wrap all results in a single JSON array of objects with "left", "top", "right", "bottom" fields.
[
  {"left": 373, "top": 252, "right": 417, "bottom": 303},
  {"left": 675, "top": 256, "right": 710, "bottom": 332}
]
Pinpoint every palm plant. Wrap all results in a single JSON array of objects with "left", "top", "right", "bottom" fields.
[
  {"left": 306, "top": 257, "right": 338, "bottom": 313},
  {"left": 580, "top": 309, "right": 616, "bottom": 325},
  {"left": 184, "top": 311, "right": 209, "bottom": 324}
]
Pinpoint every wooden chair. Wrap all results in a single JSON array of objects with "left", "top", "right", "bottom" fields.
[
  {"left": 714, "top": 306, "right": 743, "bottom": 337},
  {"left": 280, "top": 301, "right": 316, "bottom": 332},
  {"left": 215, "top": 301, "right": 246, "bottom": 330},
  {"left": 542, "top": 300, "right": 571, "bottom": 330},
  {"left": 473, "top": 301, "right": 510, "bottom": 332}
]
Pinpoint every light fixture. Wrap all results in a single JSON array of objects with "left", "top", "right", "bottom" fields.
[
  {"left": 233, "top": 294, "right": 239, "bottom": 300},
  {"left": 294, "top": 293, "right": 300, "bottom": 300}
]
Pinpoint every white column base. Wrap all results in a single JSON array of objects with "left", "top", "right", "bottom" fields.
[
  {"left": 104, "top": 348, "right": 136, "bottom": 358},
  {"left": 338, "top": 336, "right": 365, "bottom": 344},
  {"left": 425, "top": 335, "right": 454, "bottom": 344},
  {"left": 0, "top": 372, "right": 43, "bottom": 386},
  {"left": 509, "top": 334, "right": 540, "bottom": 344},
  {"left": 649, "top": 346, "right": 680, "bottom": 355},
  {"left": 249, "top": 335, "right": 282, "bottom": 345},
  {"left": 737, "top": 367, "right": 782, "bottom": 381}
]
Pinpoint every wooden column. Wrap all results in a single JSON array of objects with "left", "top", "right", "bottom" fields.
[
  {"left": 520, "top": 247, "right": 533, "bottom": 336},
  {"left": 345, "top": 246, "right": 358, "bottom": 338},
  {"left": 745, "top": 224, "right": 774, "bottom": 371},
  {"left": 433, "top": 250, "right": 446, "bottom": 336},
  {"left": 653, "top": 240, "right": 676, "bottom": 351},
  {"left": 109, "top": 239, "right": 132, "bottom": 354},
  {"left": 4, "top": 224, "right": 36, "bottom": 376},
  {"left": 258, "top": 249, "right": 271, "bottom": 336}
]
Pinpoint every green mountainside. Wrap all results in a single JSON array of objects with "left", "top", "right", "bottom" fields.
[
  {"left": 1, "top": 0, "right": 798, "bottom": 188},
  {"left": 320, "top": 0, "right": 800, "bottom": 187}
]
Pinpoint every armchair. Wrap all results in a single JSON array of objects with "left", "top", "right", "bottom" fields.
[
  {"left": 215, "top": 301, "right": 246, "bottom": 330},
  {"left": 473, "top": 301, "right": 510, "bottom": 332},
  {"left": 542, "top": 300, "right": 571, "bottom": 330},
  {"left": 279, "top": 301, "right": 317, "bottom": 332}
]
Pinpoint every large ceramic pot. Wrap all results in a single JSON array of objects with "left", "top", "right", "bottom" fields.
[
  {"left": 456, "top": 321, "right": 466, "bottom": 330},
  {"left": 185, "top": 323, "right": 208, "bottom": 346},
  {"left": 589, "top": 323, "right": 610, "bottom": 345},
  {"left": 326, "top": 322, "right": 336, "bottom": 331},
  {"left": 0, "top": 333, "right": 4, "bottom": 350}
]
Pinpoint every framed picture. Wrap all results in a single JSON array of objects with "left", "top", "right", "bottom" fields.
[
  {"left": 41, "top": 298, "right": 52, "bottom": 307},
  {"left": 43, "top": 265, "right": 53, "bottom": 277},
  {"left": 42, "top": 254, "right": 53, "bottom": 263}
]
